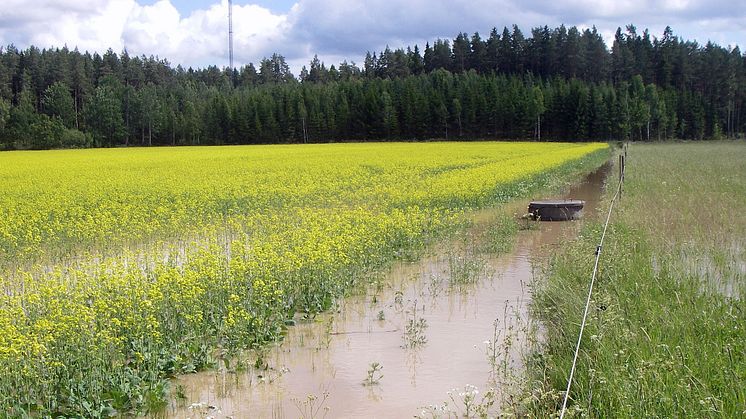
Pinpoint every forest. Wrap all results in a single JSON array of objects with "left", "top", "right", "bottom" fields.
[{"left": 0, "top": 24, "right": 743, "bottom": 149}]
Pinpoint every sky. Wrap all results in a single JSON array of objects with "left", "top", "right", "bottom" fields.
[{"left": 1, "top": 0, "right": 745, "bottom": 74}]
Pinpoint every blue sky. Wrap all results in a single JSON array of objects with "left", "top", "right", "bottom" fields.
[
  {"left": 1, "top": 0, "right": 745, "bottom": 74},
  {"left": 165, "top": 0, "right": 297, "bottom": 14}
]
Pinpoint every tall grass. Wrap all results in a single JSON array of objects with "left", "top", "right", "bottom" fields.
[{"left": 527, "top": 141, "right": 746, "bottom": 417}]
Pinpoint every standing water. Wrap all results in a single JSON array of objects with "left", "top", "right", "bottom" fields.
[{"left": 167, "top": 164, "right": 610, "bottom": 418}]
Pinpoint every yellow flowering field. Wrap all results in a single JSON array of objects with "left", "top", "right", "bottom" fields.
[{"left": 0, "top": 142, "right": 607, "bottom": 416}]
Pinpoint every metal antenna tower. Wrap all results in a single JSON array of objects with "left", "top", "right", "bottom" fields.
[{"left": 228, "top": 0, "right": 234, "bottom": 72}]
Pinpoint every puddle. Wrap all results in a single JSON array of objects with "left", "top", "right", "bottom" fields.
[{"left": 166, "top": 164, "right": 611, "bottom": 418}]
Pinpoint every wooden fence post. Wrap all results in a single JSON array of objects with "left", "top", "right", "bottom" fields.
[{"left": 619, "top": 154, "right": 625, "bottom": 199}]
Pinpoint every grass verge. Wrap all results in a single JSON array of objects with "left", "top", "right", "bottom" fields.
[{"left": 525, "top": 141, "right": 746, "bottom": 417}]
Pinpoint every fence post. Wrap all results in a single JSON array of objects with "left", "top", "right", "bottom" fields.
[{"left": 619, "top": 154, "right": 625, "bottom": 199}]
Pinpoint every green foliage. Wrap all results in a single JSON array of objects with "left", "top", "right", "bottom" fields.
[
  {"left": 86, "top": 83, "right": 125, "bottom": 146},
  {"left": 403, "top": 300, "right": 428, "bottom": 348},
  {"left": 42, "top": 81, "right": 76, "bottom": 129},
  {"left": 259, "top": 53, "right": 295, "bottom": 84},
  {"left": 0, "top": 98, "right": 9, "bottom": 147},
  {"left": 7, "top": 89, "right": 38, "bottom": 144},
  {"left": 29, "top": 114, "right": 65, "bottom": 149},
  {"left": 0, "top": 98, "right": 9, "bottom": 130},
  {"left": 0, "top": 25, "right": 744, "bottom": 149},
  {"left": 61, "top": 127, "right": 93, "bottom": 148}
]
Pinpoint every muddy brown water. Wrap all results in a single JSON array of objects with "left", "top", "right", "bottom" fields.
[{"left": 166, "top": 164, "right": 610, "bottom": 418}]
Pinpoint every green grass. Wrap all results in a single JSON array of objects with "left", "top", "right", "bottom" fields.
[{"left": 526, "top": 141, "right": 746, "bottom": 417}]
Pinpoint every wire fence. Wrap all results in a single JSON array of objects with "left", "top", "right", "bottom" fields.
[{"left": 559, "top": 145, "right": 626, "bottom": 419}]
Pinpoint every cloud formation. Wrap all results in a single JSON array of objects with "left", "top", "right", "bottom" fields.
[
  {"left": 122, "top": 0, "right": 289, "bottom": 65},
  {"left": 0, "top": 0, "right": 744, "bottom": 72},
  {"left": 0, "top": 0, "right": 134, "bottom": 53},
  {"left": 0, "top": 0, "right": 290, "bottom": 67}
]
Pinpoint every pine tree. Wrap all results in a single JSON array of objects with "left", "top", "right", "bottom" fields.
[
  {"left": 0, "top": 97, "right": 10, "bottom": 147},
  {"left": 407, "top": 46, "right": 425, "bottom": 75},
  {"left": 42, "top": 81, "right": 75, "bottom": 129},
  {"left": 85, "top": 80, "right": 125, "bottom": 146},
  {"left": 485, "top": 28, "right": 500, "bottom": 72},
  {"left": 469, "top": 32, "right": 487, "bottom": 73},
  {"left": 452, "top": 33, "right": 470, "bottom": 73}
]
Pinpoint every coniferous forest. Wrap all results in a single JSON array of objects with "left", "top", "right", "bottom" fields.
[{"left": 0, "top": 24, "right": 744, "bottom": 149}]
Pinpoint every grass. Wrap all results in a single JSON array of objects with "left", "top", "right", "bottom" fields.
[
  {"left": 526, "top": 141, "right": 746, "bottom": 417},
  {"left": 447, "top": 249, "right": 487, "bottom": 286},
  {"left": 477, "top": 213, "right": 522, "bottom": 254}
]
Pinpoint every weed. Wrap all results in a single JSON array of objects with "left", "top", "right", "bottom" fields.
[
  {"left": 173, "top": 384, "right": 187, "bottom": 402},
  {"left": 416, "top": 384, "right": 496, "bottom": 418},
  {"left": 484, "top": 319, "right": 501, "bottom": 381},
  {"left": 480, "top": 213, "right": 521, "bottom": 254},
  {"left": 317, "top": 316, "right": 334, "bottom": 349},
  {"left": 291, "top": 391, "right": 330, "bottom": 419},
  {"left": 517, "top": 214, "right": 540, "bottom": 231},
  {"left": 403, "top": 300, "right": 428, "bottom": 348},
  {"left": 253, "top": 347, "right": 270, "bottom": 371},
  {"left": 447, "top": 250, "right": 485, "bottom": 286},
  {"left": 363, "top": 362, "right": 384, "bottom": 386},
  {"left": 376, "top": 310, "right": 386, "bottom": 321},
  {"left": 394, "top": 289, "right": 404, "bottom": 307}
]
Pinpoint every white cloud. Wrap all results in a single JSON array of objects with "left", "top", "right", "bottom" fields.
[
  {"left": 0, "top": 0, "right": 136, "bottom": 52},
  {"left": 0, "top": 0, "right": 744, "bottom": 72},
  {"left": 283, "top": 0, "right": 746, "bottom": 64},
  {"left": 0, "top": 0, "right": 290, "bottom": 68},
  {"left": 122, "top": 0, "right": 289, "bottom": 67}
]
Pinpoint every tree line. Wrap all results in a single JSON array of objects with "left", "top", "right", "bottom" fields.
[{"left": 0, "top": 24, "right": 743, "bottom": 149}]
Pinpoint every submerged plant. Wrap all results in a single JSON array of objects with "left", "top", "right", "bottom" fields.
[
  {"left": 292, "top": 391, "right": 331, "bottom": 419},
  {"left": 447, "top": 250, "right": 486, "bottom": 286},
  {"left": 403, "top": 300, "right": 428, "bottom": 348},
  {"left": 485, "top": 319, "right": 501, "bottom": 381},
  {"left": 480, "top": 213, "right": 521, "bottom": 254},
  {"left": 363, "top": 362, "right": 384, "bottom": 386},
  {"left": 517, "top": 213, "right": 540, "bottom": 231},
  {"left": 416, "top": 384, "right": 497, "bottom": 418}
]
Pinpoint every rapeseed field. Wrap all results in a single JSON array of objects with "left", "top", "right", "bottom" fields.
[{"left": 0, "top": 141, "right": 607, "bottom": 416}]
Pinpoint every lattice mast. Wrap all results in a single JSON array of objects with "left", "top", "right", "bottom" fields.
[{"left": 228, "top": 0, "right": 234, "bottom": 73}]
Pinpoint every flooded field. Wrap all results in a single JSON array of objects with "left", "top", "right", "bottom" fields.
[{"left": 168, "top": 164, "right": 610, "bottom": 418}]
